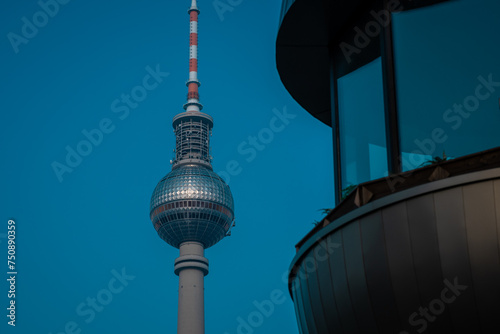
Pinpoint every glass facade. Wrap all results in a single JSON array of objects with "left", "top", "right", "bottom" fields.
[
  {"left": 337, "top": 57, "right": 388, "bottom": 190},
  {"left": 331, "top": 0, "right": 500, "bottom": 197},
  {"left": 392, "top": 0, "right": 500, "bottom": 170}
]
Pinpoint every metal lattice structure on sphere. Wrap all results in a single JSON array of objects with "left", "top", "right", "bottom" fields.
[{"left": 150, "top": 164, "right": 234, "bottom": 249}]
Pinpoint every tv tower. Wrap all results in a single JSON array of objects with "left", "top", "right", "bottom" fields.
[{"left": 149, "top": 1, "right": 235, "bottom": 333}]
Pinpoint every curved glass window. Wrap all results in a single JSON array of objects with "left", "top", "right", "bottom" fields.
[
  {"left": 393, "top": 0, "right": 500, "bottom": 170},
  {"left": 338, "top": 57, "right": 388, "bottom": 190}
]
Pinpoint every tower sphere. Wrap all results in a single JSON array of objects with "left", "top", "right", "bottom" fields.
[{"left": 150, "top": 164, "right": 234, "bottom": 248}]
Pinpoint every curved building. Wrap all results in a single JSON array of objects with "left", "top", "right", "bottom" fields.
[
  {"left": 149, "top": 1, "right": 234, "bottom": 333},
  {"left": 276, "top": 0, "right": 500, "bottom": 333}
]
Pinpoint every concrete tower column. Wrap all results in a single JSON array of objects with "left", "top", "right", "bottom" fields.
[{"left": 174, "top": 242, "right": 209, "bottom": 334}]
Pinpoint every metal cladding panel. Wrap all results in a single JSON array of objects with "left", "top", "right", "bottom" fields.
[
  {"left": 342, "top": 221, "right": 379, "bottom": 333},
  {"left": 359, "top": 211, "right": 400, "bottom": 333},
  {"left": 298, "top": 262, "right": 318, "bottom": 334},
  {"left": 314, "top": 237, "right": 343, "bottom": 333},
  {"left": 406, "top": 194, "right": 453, "bottom": 333},
  {"left": 382, "top": 201, "right": 421, "bottom": 332},
  {"left": 303, "top": 253, "right": 329, "bottom": 334},
  {"left": 292, "top": 279, "right": 306, "bottom": 334},
  {"left": 495, "top": 180, "right": 500, "bottom": 271},
  {"left": 328, "top": 231, "right": 360, "bottom": 333},
  {"left": 434, "top": 187, "right": 480, "bottom": 333},
  {"left": 463, "top": 182, "right": 500, "bottom": 331},
  {"left": 289, "top": 171, "right": 500, "bottom": 334}
]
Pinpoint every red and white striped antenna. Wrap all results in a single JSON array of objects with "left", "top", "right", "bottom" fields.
[{"left": 183, "top": 0, "right": 203, "bottom": 113}]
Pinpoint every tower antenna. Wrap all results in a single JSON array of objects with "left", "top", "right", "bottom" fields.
[{"left": 184, "top": 0, "right": 202, "bottom": 113}]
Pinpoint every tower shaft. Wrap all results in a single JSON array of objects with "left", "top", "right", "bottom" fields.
[{"left": 174, "top": 242, "right": 208, "bottom": 334}]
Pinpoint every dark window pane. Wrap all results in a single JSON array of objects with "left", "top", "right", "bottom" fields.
[
  {"left": 337, "top": 57, "right": 388, "bottom": 189},
  {"left": 393, "top": 0, "right": 500, "bottom": 170}
]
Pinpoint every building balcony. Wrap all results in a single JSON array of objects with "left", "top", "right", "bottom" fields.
[
  {"left": 288, "top": 148, "right": 500, "bottom": 333},
  {"left": 276, "top": 1, "right": 500, "bottom": 332}
]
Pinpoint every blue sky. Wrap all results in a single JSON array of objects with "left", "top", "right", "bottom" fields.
[
  {"left": 2, "top": 1, "right": 499, "bottom": 334},
  {"left": 0, "top": 1, "right": 333, "bottom": 333}
]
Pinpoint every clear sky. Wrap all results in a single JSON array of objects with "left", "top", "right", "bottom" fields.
[
  {"left": 0, "top": 1, "right": 333, "bottom": 334},
  {"left": 3, "top": 1, "right": 499, "bottom": 334}
]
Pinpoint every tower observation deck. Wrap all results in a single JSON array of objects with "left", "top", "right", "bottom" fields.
[{"left": 149, "top": 1, "right": 235, "bottom": 333}]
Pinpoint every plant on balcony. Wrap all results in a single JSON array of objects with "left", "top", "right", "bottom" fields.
[
  {"left": 420, "top": 150, "right": 449, "bottom": 167},
  {"left": 341, "top": 184, "right": 357, "bottom": 200},
  {"left": 313, "top": 208, "right": 333, "bottom": 226}
]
